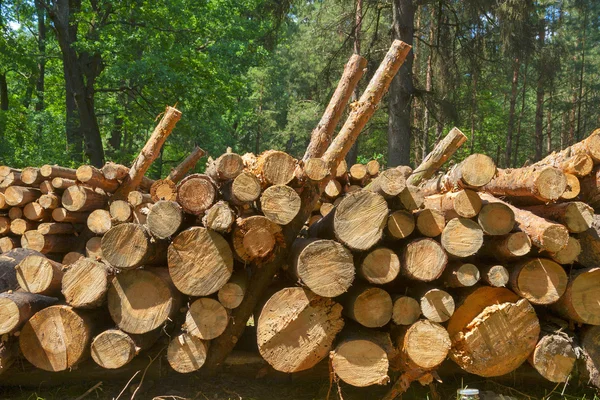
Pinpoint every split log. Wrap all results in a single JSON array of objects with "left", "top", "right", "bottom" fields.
[
  {"left": 231, "top": 216, "right": 282, "bottom": 264},
  {"left": 217, "top": 270, "right": 247, "bottom": 309},
  {"left": 51, "top": 177, "right": 76, "bottom": 190},
  {"left": 402, "top": 238, "right": 448, "bottom": 281},
  {"left": 38, "top": 193, "right": 60, "bottom": 210},
  {"left": 349, "top": 164, "right": 368, "bottom": 184},
  {"left": 522, "top": 201, "right": 594, "bottom": 233},
  {"left": 127, "top": 191, "right": 152, "bottom": 207},
  {"left": 87, "top": 209, "right": 112, "bottom": 235},
  {"left": 167, "top": 333, "right": 209, "bottom": 373},
  {"left": 419, "top": 288, "right": 455, "bottom": 323},
  {"left": 544, "top": 236, "right": 581, "bottom": 264},
  {"left": 441, "top": 218, "right": 484, "bottom": 258},
  {"left": 552, "top": 267, "right": 600, "bottom": 325},
  {"left": 509, "top": 258, "right": 567, "bottom": 304},
  {"left": 4, "top": 186, "right": 40, "bottom": 207},
  {"left": 61, "top": 186, "right": 107, "bottom": 212},
  {"left": 62, "top": 258, "right": 112, "bottom": 309},
  {"left": 107, "top": 267, "right": 182, "bottom": 334},
  {"left": 407, "top": 127, "right": 468, "bottom": 186},
  {"left": 202, "top": 201, "right": 234, "bottom": 233},
  {"left": 398, "top": 185, "right": 425, "bottom": 212},
  {"left": 51, "top": 208, "right": 89, "bottom": 223},
  {"left": 91, "top": 328, "right": 160, "bottom": 369},
  {"left": 206, "top": 151, "right": 244, "bottom": 182},
  {"left": 447, "top": 286, "right": 540, "bottom": 377},
  {"left": 482, "top": 166, "right": 566, "bottom": 202},
  {"left": 113, "top": 106, "right": 181, "bottom": 199},
  {"left": 0, "top": 249, "right": 42, "bottom": 292},
  {"left": 528, "top": 332, "right": 576, "bottom": 383},
  {"left": 358, "top": 247, "right": 400, "bottom": 285},
  {"left": 392, "top": 296, "right": 421, "bottom": 326},
  {"left": 442, "top": 262, "right": 480, "bottom": 288},
  {"left": 85, "top": 237, "right": 102, "bottom": 259},
  {"left": 415, "top": 209, "right": 445, "bottom": 237},
  {"left": 21, "top": 231, "right": 72, "bottom": 254},
  {"left": 19, "top": 305, "right": 98, "bottom": 371},
  {"left": 76, "top": 165, "right": 119, "bottom": 192},
  {"left": 0, "top": 292, "right": 58, "bottom": 334},
  {"left": 0, "top": 237, "right": 18, "bottom": 253},
  {"left": 423, "top": 189, "right": 481, "bottom": 220},
  {"left": 20, "top": 167, "right": 44, "bottom": 185},
  {"left": 308, "top": 190, "right": 388, "bottom": 251},
  {"left": 256, "top": 287, "right": 344, "bottom": 373},
  {"left": 168, "top": 226, "right": 234, "bottom": 296},
  {"left": 9, "top": 218, "right": 36, "bottom": 235},
  {"left": 479, "top": 193, "right": 569, "bottom": 253},
  {"left": 364, "top": 168, "right": 406, "bottom": 198},
  {"left": 101, "top": 162, "right": 154, "bottom": 191},
  {"left": 166, "top": 145, "right": 206, "bottom": 183},
  {"left": 176, "top": 174, "right": 217, "bottom": 215},
  {"left": 290, "top": 238, "right": 354, "bottom": 298},
  {"left": 39, "top": 165, "right": 77, "bottom": 180},
  {"left": 254, "top": 150, "right": 297, "bottom": 186},
  {"left": 222, "top": 171, "right": 262, "bottom": 205},
  {"left": 62, "top": 252, "right": 84, "bottom": 265},
  {"left": 184, "top": 297, "right": 228, "bottom": 340},
  {"left": 23, "top": 202, "right": 50, "bottom": 222},
  {"left": 386, "top": 210, "right": 415, "bottom": 239},
  {"left": 15, "top": 255, "right": 63, "bottom": 295},
  {"left": 390, "top": 320, "right": 450, "bottom": 372},
  {"left": 342, "top": 283, "right": 392, "bottom": 328},
  {"left": 260, "top": 185, "right": 301, "bottom": 225},
  {"left": 147, "top": 200, "right": 183, "bottom": 239},
  {"left": 101, "top": 223, "right": 167, "bottom": 269},
  {"left": 109, "top": 200, "right": 132, "bottom": 223},
  {"left": 480, "top": 263, "right": 510, "bottom": 287}
]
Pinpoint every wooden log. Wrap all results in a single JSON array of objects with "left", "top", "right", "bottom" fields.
[
  {"left": 479, "top": 193, "right": 569, "bottom": 253},
  {"left": 442, "top": 262, "right": 480, "bottom": 288},
  {"left": 364, "top": 168, "right": 406, "bottom": 198},
  {"left": 108, "top": 267, "right": 181, "bottom": 334},
  {"left": 308, "top": 190, "right": 388, "bottom": 251},
  {"left": 113, "top": 106, "right": 181, "bottom": 199},
  {"left": 407, "top": 127, "right": 468, "bottom": 186},
  {"left": 358, "top": 247, "right": 400, "bottom": 285},
  {"left": 7, "top": 207, "right": 22, "bottom": 220},
  {"left": 85, "top": 237, "right": 102, "bottom": 259},
  {"left": 544, "top": 236, "right": 581, "bottom": 264},
  {"left": 167, "top": 332, "right": 209, "bottom": 373},
  {"left": 184, "top": 297, "right": 228, "bottom": 340},
  {"left": 23, "top": 202, "right": 50, "bottom": 222},
  {"left": 482, "top": 166, "right": 566, "bottom": 202},
  {"left": 536, "top": 128, "right": 600, "bottom": 166},
  {"left": 253, "top": 150, "right": 297, "bottom": 187},
  {"left": 202, "top": 201, "right": 234, "bottom": 233},
  {"left": 39, "top": 180, "right": 53, "bottom": 194},
  {"left": 390, "top": 320, "right": 450, "bottom": 372},
  {"left": 218, "top": 270, "right": 247, "bottom": 309},
  {"left": 256, "top": 287, "right": 344, "bottom": 373},
  {"left": 19, "top": 305, "right": 100, "bottom": 371},
  {"left": 290, "top": 238, "right": 354, "bottom": 298},
  {"left": 447, "top": 286, "right": 540, "bottom": 377},
  {"left": 221, "top": 171, "right": 262, "bottom": 206},
  {"left": 146, "top": 200, "right": 183, "bottom": 239},
  {"left": 0, "top": 292, "right": 58, "bottom": 334},
  {"left": 579, "top": 326, "right": 600, "bottom": 388},
  {"left": 402, "top": 238, "right": 447, "bottom": 281},
  {"left": 423, "top": 189, "right": 481, "bottom": 220},
  {"left": 420, "top": 288, "right": 455, "bottom": 323},
  {"left": 150, "top": 179, "right": 177, "bottom": 201},
  {"left": 15, "top": 255, "right": 63, "bottom": 295},
  {"left": 319, "top": 202, "right": 334, "bottom": 217},
  {"left": 0, "top": 237, "right": 18, "bottom": 253},
  {"left": 560, "top": 173, "right": 580, "bottom": 200},
  {"left": 62, "top": 251, "right": 84, "bottom": 265},
  {"left": 132, "top": 202, "right": 151, "bottom": 225},
  {"left": 421, "top": 154, "right": 496, "bottom": 196},
  {"left": 552, "top": 267, "right": 600, "bottom": 325},
  {"left": 335, "top": 159, "right": 348, "bottom": 179},
  {"left": 260, "top": 185, "right": 301, "bottom": 225},
  {"left": 477, "top": 201, "right": 515, "bottom": 236},
  {"left": 9, "top": 218, "right": 35, "bottom": 235},
  {"left": 51, "top": 177, "right": 76, "bottom": 190},
  {"left": 20, "top": 167, "right": 44, "bottom": 186},
  {"left": 51, "top": 207, "right": 89, "bottom": 223},
  {"left": 21, "top": 231, "right": 72, "bottom": 254},
  {"left": 480, "top": 263, "right": 510, "bottom": 287},
  {"left": 535, "top": 152, "right": 593, "bottom": 177},
  {"left": 323, "top": 179, "right": 342, "bottom": 199},
  {"left": 127, "top": 191, "right": 152, "bottom": 207},
  {"left": 4, "top": 186, "right": 40, "bottom": 207},
  {"left": 61, "top": 185, "right": 108, "bottom": 212},
  {"left": 303, "top": 158, "right": 329, "bottom": 181},
  {"left": 62, "top": 257, "right": 112, "bottom": 309},
  {"left": 0, "top": 193, "right": 7, "bottom": 210},
  {"left": 87, "top": 209, "right": 112, "bottom": 235},
  {"left": 0, "top": 216, "right": 9, "bottom": 235},
  {"left": 366, "top": 160, "right": 380, "bottom": 176},
  {"left": 441, "top": 218, "right": 483, "bottom": 258},
  {"left": 109, "top": 200, "right": 132, "bottom": 223},
  {"left": 0, "top": 337, "right": 17, "bottom": 374},
  {"left": 40, "top": 165, "right": 77, "bottom": 180},
  {"left": 91, "top": 328, "right": 160, "bottom": 369},
  {"left": 386, "top": 210, "right": 415, "bottom": 239},
  {"left": 392, "top": 296, "right": 421, "bottom": 326},
  {"left": 0, "top": 166, "right": 20, "bottom": 177},
  {"left": 101, "top": 223, "right": 167, "bottom": 270},
  {"left": 76, "top": 165, "right": 119, "bottom": 192},
  {"left": 415, "top": 209, "right": 445, "bottom": 237},
  {"left": 522, "top": 201, "right": 594, "bottom": 233},
  {"left": 509, "top": 258, "right": 567, "bottom": 305},
  {"left": 349, "top": 163, "right": 368, "bottom": 184},
  {"left": 232, "top": 216, "right": 283, "bottom": 264},
  {"left": 206, "top": 151, "right": 244, "bottom": 182},
  {"left": 342, "top": 283, "right": 392, "bottom": 328},
  {"left": 398, "top": 185, "right": 425, "bottom": 212},
  {"left": 0, "top": 249, "right": 42, "bottom": 292},
  {"left": 528, "top": 333, "right": 576, "bottom": 383},
  {"left": 176, "top": 174, "right": 217, "bottom": 215},
  {"left": 166, "top": 146, "right": 206, "bottom": 183},
  {"left": 168, "top": 226, "right": 234, "bottom": 296},
  {"left": 38, "top": 193, "right": 60, "bottom": 210}
]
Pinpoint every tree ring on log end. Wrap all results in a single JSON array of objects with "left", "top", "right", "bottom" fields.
[{"left": 535, "top": 167, "right": 567, "bottom": 201}]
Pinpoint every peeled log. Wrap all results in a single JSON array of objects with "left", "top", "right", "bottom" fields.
[
  {"left": 168, "top": 226, "right": 233, "bottom": 296},
  {"left": 308, "top": 190, "right": 388, "bottom": 251},
  {"left": 477, "top": 201, "right": 515, "bottom": 236},
  {"left": 232, "top": 216, "right": 282, "bottom": 264},
  {"left": 479, "top": 194, "right": 569, "bottom": 253},
  {"left": 260, "top": 185, "right": 301, "bottom": 225},
  {"left": 528, "top": 333, "right": 576, "bottom": 383},
  {"left": 91, "top": 328, "right": 159, "bottom": 369},
  {"left": 358, "top": 247, "right": 400, "bottom": 285},
  {"left": 391, "top": 320, "right": 450, "bottom": 371},
  {"left": 147, "top": 200, "right": 183, "bottom": 239},
  {"left": 101, "top": 223, "right": 167, "bottom": 270},
  {"left": 167, "top": 333, "right": 209, "bottom": 373},
  {"left": 62, "top": 258, "right": 112, "bottom": 309},
  {"left": 256, "top": 287, "right": 344, "bottom": 373},
  {"left": 176, "top": 174, "right": 217, "bottom": 215},
  {"left": 61, "top": 186, "right": 107, "bottom": 212},
  {"left": 290, "top": 238, "right": 354, "bottom": 298},
  {"left": 402, "top": 238, "right": 447, "bottom": 282},
  {"left": 552, "top": 267, "right": 600, "bottom": 325},
  {"left": 509, "top": 258, "right": 567, "bottom": 305},
  {"left": 218, "top": 270, "right": 247, "bottom": 309},
  {"left": 482, "top": 166, "right": 566, "bottom": 202},
  {"left": 364, "top": 168, "right": 406, "bottom": 198},
  {"left": 423, "top": 189, "right": 481, "bottom": 220},
  {"left": 392, "top": 296, "right": 421, "bottom": 326},
  {"left": 108, "top": 268, "right": 181, "bottom": 334},
  {"left": 0, "top": 292, "right": 58, "bottom": 334},
  {"left": 342, "top": 283, "right": 392, "bottom": 328},
  {"left": 19, "top": 305, "right": 97, "bottom": 371},
  {"left": 420, "top": 154, "right": 496, "bottom": 196},
  {"left": 184, "top": 297, "right": 228, "bottom": 340},
  {"left": 441, "top": 218, "right": 483, "bottom": 258},
  {"left": 522, "top": 202, "right": 593, "bottom": 233},
  {"left": 15, "top": 255, "right": 63, "bottom": 296},
  {"left": 448, "top": 286, "right": 540, "bottom": 377},
  {"left": 415, "top": 209, "right": 445, "bottom": 237},
  {"left": 420, "top": 288, "right": 455, "bottom": 323}
]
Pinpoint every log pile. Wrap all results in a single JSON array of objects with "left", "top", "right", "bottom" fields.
[{"left": 1, "top": 39, "right": 600, "bottom": 399}]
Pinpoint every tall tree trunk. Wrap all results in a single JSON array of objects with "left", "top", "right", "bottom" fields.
[
  {"left": 534, "top": 21, "right": 545, "bottom": 161},
  {"left": 470, "top": 69, "right": 478, "bottom": 155},
  {"left": 569, "top": 89, "right": 577, "bottom": 146},
  {"left": 35, "top": 0, "right": 45, "bottom": 113},
  {"left": 575, "top": 7, "right": 587, "bottom": 142},
  {"left": 423, "top": 7, "right": 435, "bottom": 159},
  {"left": 546, "top": 88, "right": 552, "bottom": 154},
  {"left": 0, "top": 72, "right": 7, "bottom": 141},
  {"left": 388, "top": 0, "right": 414, "bottom": 167},
  {"left": 513, "top": 63, "right": 528, "bottom": 167},
  {"left": 505, "top": 57, "right": 520, "bottom": 167},
  {"left": 346, "top": 0, "right": 363, "bottom": 166}
]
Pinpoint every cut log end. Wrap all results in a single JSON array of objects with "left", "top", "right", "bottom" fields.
[
  {"left": 360, "top": 247, "right": 400, "bottom": 285},
  {"left": 101, "top": 224, "right": 160, "bottom": 269},
  {"left": 459, "top": 154, "right": 496, "bottom": 187},
  {"left": 260, "top": 185, "right": 301, "bottom": 225},
  {"left": 333, "top": 191, "right": 388, "bottom": 251},
  {"left": 401, "top": 320, "right": 451, "bottom": 370},
  {"left": 62, "top": 258, "right": 110, "bottom": 309},
  {"left": 167, "top": 333, "right": 208, "bottom": 373},
  {"left": 345, "top": 286, "right": 393, "bottom": 328},
  {"left": 536, "top": 167, "right": 568, "bottom": 201},
  {"left": 392, "top": 296, "right": 421, "bottom": 326},
  {"left": 561, "top": 174, "right": 580, "bottom": 200},
  {"left": 91, "top": 329, "right": 137, "bottom": 369},
  {"left": 231, "top": 172, "right": 261, "bottom": 203},
  {"left": 176, "top": 174, "right": 217, "bottom": 215},
  {"left": 185, "top": 297, "right": 228, "bottom": 340},
  {"left": 441, "top": 218, "right": 483, "bottom": 258},
  {"left": 331, "top": 338, "right": 390, "bottom": 387},
  {"left": 482, "top": 264, "right": 510, "bottom": 287},
  {"left": 541, "top": 224, "right": 570, "bottom": 253},
  {"left": 304, "top": 158, "right": 329, "bottom": 181},
  {"left": 529, "top": 334, "right": 576, "bottom": 383},
  {"left": 15, "top": 255, "right": 63, "bottom": 295},
  {"left": 549, "top": 236, "right": 581, "bottom": 265},
  {"left": 554, "top": 268, "right": 600, "bottom": 325},
  {"left": 402, "top": 238, "right": 448, "bottom": 282},
  {"left": 478, "top": 203, "right": 515, "bottom": 236},
  {"left": 510, "top": 258, "right": 567, "bottom": 305},
  {"left": 416, "top": 209, "right": 445, "bottom": 238},
  {"left": 444, "top": 263, "right": 480, "bottom": 288},
  {"left": 147, "top": 201, "right": 183, "bottom": 239},
  {"left": 387, "top": 210, "right": 415, "bottom": 239},
  {"left": 421, "top": 289, "right": 455, "bottom": 323}
]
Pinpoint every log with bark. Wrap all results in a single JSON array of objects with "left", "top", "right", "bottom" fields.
[
  {"left": 15, "top": 255, "right": 63, "bottom": 296},
  {"left": 101, "top": 223, "right": 167, "bottom": 269},
  {"left": 420, "top": 153, "right": 496, "bottom": 196},
  {"left": 0, "top": 292, "right": 58, "bottom": 335},
  {"left": 482, "top": 165, "right": 567, "bottom": 202}
]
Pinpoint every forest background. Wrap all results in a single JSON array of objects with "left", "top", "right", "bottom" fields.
[{"left": 0, "top": 0, "right": 598, "bottom": 179}]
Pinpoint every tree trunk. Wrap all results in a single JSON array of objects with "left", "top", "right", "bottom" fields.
[
  {"left": 534, "top": 22, "right": 546, "bottom": 161},
  {"left": 0, "top": 72, "right": 7, "bottom": 141},
  {"left": 35, "top": 0, "right": 45, "bottom": 113},
  {"left": 513, "top": 63, "right": 528, "bottom": 167},
  {"left": 505, "top": 58, "right": 520, "bottom": 167},
  {"left": 387, "top": 0, "right": 414, "bottom": 166}
]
